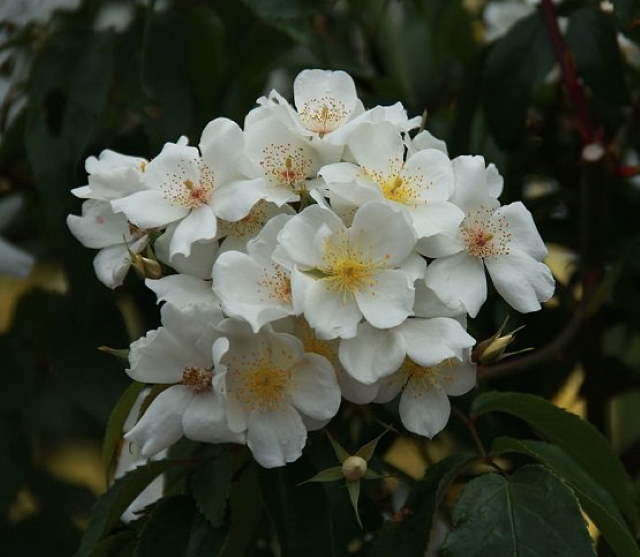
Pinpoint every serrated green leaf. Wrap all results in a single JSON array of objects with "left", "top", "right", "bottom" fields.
[
  {"left": 369, "top": 453, "right": 475, "bottom": 557},
  {"left": 102, "top": 381, "right": 146, "bottom": 480},
  {"left": 493, "top": 437, "right": 640, "bottom": 557},
  {"left": 471, "top": 391, "right": 639, "bottom": 532},
  {"left": 346, "top": 480, "right": 362, "bottom": 529},
  {"left": 299, "top": 466, "right": 344, "bottom": 485},
  {"left": 327, "top": 431, "right": 349, "bottom": 463},
  {"left": 189, "top": 450, "right": 234, "bottom": 528},
  {"left": 566, "top": 7, "right": 629, "bottom": 105},
  {"left": 76, "top": 460, "right": 192, "bottom": 557},
  {"left": 257, "top": 457, "right": 335, "bottom": 557},
  {"left": 442, "top": 465, "right": 595, "bottom": 557},
  {"left": 482, "top": 12, "right": 555, "bottom": 148}
]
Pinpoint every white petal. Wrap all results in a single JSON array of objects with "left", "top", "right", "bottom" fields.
[
  {"left": 337, "top": 369, "right": 381, "bottom": 404},
  {"left": 374, "top": 371, "right": 408, "bottom": 403},
  {"left": 349, "top": 202, "right": 416, "bottom": 266},
  {"left": 127, "top": 327, "right": 191, "bottom": 383},
  {"left": 111, "top": 190, "right": 187, "bottom": 228},
  {"left": 266, "top": 329, "right": 306, "bottom": 370},
  {"left": 213, "top": 178, "right": 271, "bottom": 222},
  {"left": 246, "top": 213, "right": 292, "bottom": 264},
  {"left": 408, "top": 130, "right": 448, "bottom": 155},
  {"left": 199, "top": 117, "right": 244, "bottom": 185},
  {"left": 125, "top": 385, "right": 193, "bottom": 457},
  {"left": 409, "top": 202, "right": 465, "bottom": 239},
  {"left": 450, "top": 155, "right": 501, "bottom": 211},
  {"left": 304, "top": 279, "right": 362, "bottom": 340},
  {"left": 144, "top": 142, "right": 200, "bottom": 192},
  {"left": 402, "top": 148, "right": 455, "bottom": 202},
  {"left": 169, "top": 205, "right": 217, "bottom": 259},
  {"left": 416, "top": 230, "right": 465, "bottom": 259},
  {"left": 399, "top": 385, "right": 450, "bottom": 438},
  {"left": 155, "top": 223, "right": 218, "bottom": 279},
  {"left": 400, "top": 253, "right": 427, "bottom": 282},
  {"left": 277, "top": 204, "right": 346, "bottom": 269},
  {"left": 160, "top": 302, "right": 221, "bottom": 359},
  {"left": 413, "top": 281, "right": 465, "bottom": 318},
  {"left": 424, "top": 253, "right": 487, "bottom": 318},
  {"left": 247, "top": 404, "right": 307, "bottom": 468},
  {"left": 497, "top": 201, "right": 547, "bottom": 260},
  {"left": 485, "top": 249, "right": 555, "bottom": 313},
  {"left": 67, "top": 200, "right": 131, "bottom": 249},
  {"left": 93, "top": 244, "right": 133, "bottom": 289},
  {"left": 348, "top": 121, "right": 404, "bottom": 178},
  {"left": 318, "top": 162, "right": 360, "bottom": 186},
  {"left": 212, "top": 251, "right": 293, "bottom": 332},
  {"left": 339, "top": 322, "right": 406, "bottom": 384},
  {"left": 397, "top": 317, "right": 475, "bottom": 367},
  {"left": 442, "top": 355, "right": 477, "bottom": 396},
  {"left": 182, "top": 390, "right": 246, "bottom": 444},
  {"left": 355, "top": 269, "right": 414, "bottom": 329},
  {"left": 294, "top": 69, "right": 357, "bottom": 118},
  {"left": 289, "top": 353, "right": 341, "bottom": 420},
  {"left": 145, "top": 274, "right": 218, "bottom": 309}
]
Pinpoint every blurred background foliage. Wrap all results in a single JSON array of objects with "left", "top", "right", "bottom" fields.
[{"left": 1, "top": 0, "right": 640, "bottom": 555}]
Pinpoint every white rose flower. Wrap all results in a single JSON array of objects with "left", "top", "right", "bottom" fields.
[
  {"left": 145, "top": 273, "right": 219, "bottom": 311},
  {"left": 66, "top": 199, "right": 147, "bottom": 288},
  {"left": 276, "top": 202, "right": 418, "bottom": 339},
  {"left": 320, "top": 121, "right": 464, "bottom": 239},
  {"left": 376, "top": 350, "right": 477, "bottom": 438},
  {"left": 112, "top": 119, "right": 263, "bottom": 259},
  {"left": 214, "top": 319, "right": 341, "bottom": 468},
  {"left": 213, "top": 214, "right": 302, "bottom": 332},
  {"left": 125, "top": 303, "right": 243, "bottom": 457},
  {"left": 420, "top": 155, "right": 555, "bottom": 317}
]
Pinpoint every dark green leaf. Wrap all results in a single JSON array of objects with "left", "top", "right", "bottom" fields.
[
  {"left": 346, "top": 480, "right": 362, "bottom": 529},
  {"left": 76, "top": 460, "right": 192, "bottom": 557},
  {"left": 355, "top": 426, "right": 391, "bottom": 462},
  {"left": 612, "top": 0, "right": 640, "bottom": 43},
  {"left": 327, "top": 431, "right": 349, "bottom": 463},
  {"left": 482, "top": 12, "right": 555, "bottom": 148},
  {"left": 471, "top": 391, "right": 639, "bottom": 531},
  {"left": 102, "top": 381, "right": 146, "bottom": 480},
  {"left": 441, "top": 465, "right": 595, "bottom": 557},
  {"left": 566, "top": 7, "right": 628, "bottom": 104},
  {"left": 135, "top": 495, "right": 226, "bottom": 557},
  {"left": 189, "top": 449, "right": 234, "bottom": 528},
  {"left": 369, "top": 453, "right": 475, "bottom": 557},
  {"left": 92, "top": 530, "right": 136, "bottom": 557},
  {"left": 258, "top": 457, "right": 335, "bottom": 557},
  {"left": 493, "top": 437, "right": 640, "bottom": 557}
]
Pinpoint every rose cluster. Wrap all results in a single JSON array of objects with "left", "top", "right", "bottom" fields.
[{"left": 67, "top": 69, "right": 555, "bottom": 468}]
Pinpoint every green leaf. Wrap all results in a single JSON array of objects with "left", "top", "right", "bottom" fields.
[
  {"left": 239, "top": 0, "right": 314, "bottom": 43},
  {"left": 102, "top": 381, "right": 146, "bottom": 480},
  {"left": 327, "top": 431, "right": 349, "bottom": 463},
  {"left": 135, "top": 495, "right": 227, "bottom": 557},
  {"left": 442, "top": 465, "right": 595, "bottom": 556},
  {"left": 566, "top": 7, "right": 629, "bottom": 105},
  {"left": 299, "top": 466, "right": 344, "bottom": 485},
  {"left": 471, "top": 391, "right": 639, "bottom": 531},
  {"left": 493, "top": 438, "right": 640, "bottom": 557},
  {"left": 189, "top": 449, "right": 234, "bottom": 528},
  {"left": 369, "top": 453, "right": 475, "bottom": 557},
  {"left": 92, "top": 530, "right": 136, "bottom": 557},
  {"left": 482, "top": 12, "right": 555, "bottom": 148},
  {"left": 76, "top": 460, "right": 192, "bottom": 557},
  {"left": 257, "top": 457, "right": 335, "bottom": 557},
  {"left": 346, "top": 480, "right": 362, "bottom": 529}
]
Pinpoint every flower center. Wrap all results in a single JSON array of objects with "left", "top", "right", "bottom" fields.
[
  {"left": 403, "top": 358, "right": 455, "bottom": 397},
  {"left": 364, "top": 159, "right": 426, "bottom": 207},
  {"left": 258, "top": 265, "right": 292, "bottom": 305},
  {"left": 298, "top": 96, "right": 348, "bottom": 135},
  {"left": 218, "top": 201, "right": 268, "bottom": 238},
  {"left": 182, "top": 366, "right": 213, "bottom": 393},
  {"left": 321, "top": 235, "right": 378, "bottom": 296},
  {"left": 161, "top": 162, "right": 214, "bottom": 209},
  {"left": 236, "top": 366, "right": 292, "bottom": 411},
  {"left": 260, "top": 144, "right": 311, "bottom": 192},
  {"left": 459, "top": 206, "right": 511, "bottom": 258}
]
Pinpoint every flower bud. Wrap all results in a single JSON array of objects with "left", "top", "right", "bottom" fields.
[
  {"left": 131, "top": 253, "right": 163, "bottom": 279},
  {"left": 342, "top": 455, "right": 367, "bottom": 481},
  {"left": 474, "top": 317, "right": 530, "bottom": 364}
]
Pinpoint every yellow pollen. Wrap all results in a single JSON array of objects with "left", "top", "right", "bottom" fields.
[
  {"left": 160, "top": 161, "right": 214, "bottom": 209},
  {"left": 237, "top": 366, "right": 291, "bottom": 410},
  {"left": 298, "top": 96, "right": 348, "bottom": 135},
  {"left": 260, "top": 143, "right": 311, "bottom": 193},
  {"left": 364, "top": 159, "right": 426, "bottom": 207},
  {"left": 139, "top": 161, "right": 147, "bottom": 172},
  {"left": 460, "top": 206, "right": 512, "bottom": 258}
]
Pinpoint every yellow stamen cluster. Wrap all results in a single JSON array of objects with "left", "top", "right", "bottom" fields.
[
  {"left": 298, "top": 96, "right": 348, "bottom": 135},
  {"left": 403, "top": 358, "right": 456, "bottom": 397},
  {"left": 364, "top": 158, "right": 428, "bottom": 207},
  {"left": 161, "top": 161, "right": 214, "bottom": 209},
  {"left": 321, "top": 234, "right": 379, "bottom": 296},
  {"left": 260, "top": 143, "right": 311, "bottom": 192},
  {"left": 218, "top": 201, "right": 269, "bottom": 238},
  {"left": 459, "top": 206, "right": 512, "bottom": 258},
  {"left": 236, "top": 365, "right": 292, "bottom": 411}
]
